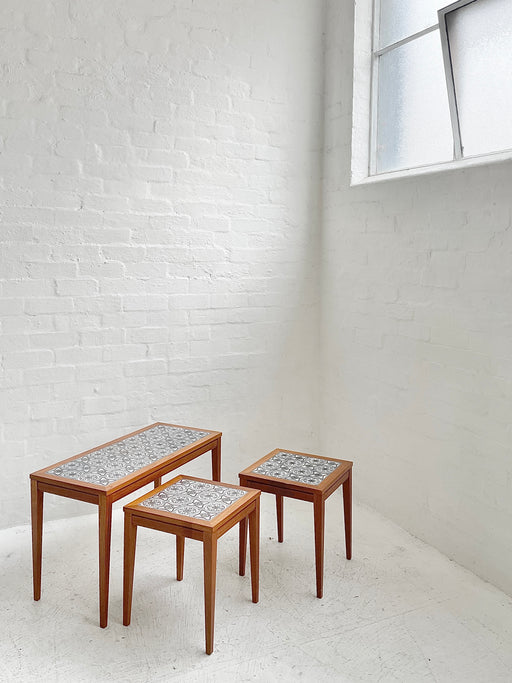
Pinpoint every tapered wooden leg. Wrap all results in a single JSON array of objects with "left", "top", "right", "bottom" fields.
[
  {"left": 239, "top": 516, "right": 247, "bottom": 576},
  {"left": 276, "top": 494, "right": 284, "bottom": 543},
  {"left": 203, "top": 535, "right": 217, "bottom": 655},
  {"left": 98, "top": 496, "right": 113, "bottom": 628},
  {"left": 313, "top": 496, "right": 325, "bottom": 599},
  {"left": 31, "top": 480, "right": 44, "bottom": 601},
  {"left": 211, "top": 438, "right": 221, "bottom": 481},
  {"left": 343, "top": 470, "right": 352, "bottom": 560},
  {"left": 123, "top": 512, "right": 138, "bottom": 626},
  {"left": 176, "top": 535, "right": 185, "bottom": 581},
  {"left": 248, "top": 501, "right": 260, "bottom": 604},
  {"left": 154, "top": 476, "right": 162, "bottom": 488}
]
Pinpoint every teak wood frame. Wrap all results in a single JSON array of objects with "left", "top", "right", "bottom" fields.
[
  {"left": 239, "top": 448, "right": 352, "bottom": 599},
  {"left": 29, "top": 422, "right": 222, "bottom": 628},
  {"left": 122, "top": 475, "right": 260, "bottom": 655}
]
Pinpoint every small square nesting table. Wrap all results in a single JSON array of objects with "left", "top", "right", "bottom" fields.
[
  {"left": 123, "top": 475, "right": 260, "bottom": 655},
  {"left": 29, "top": 421, "right": 221, "bottom": 627},
  {"left": 239, "top": 448, "right": 352, "bottom": 598}
]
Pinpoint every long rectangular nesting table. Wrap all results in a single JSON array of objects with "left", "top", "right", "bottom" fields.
[{"left": 29, "top": 421, "right": 221, "bottom": 627}]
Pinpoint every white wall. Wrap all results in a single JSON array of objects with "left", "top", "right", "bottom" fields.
[
  {"left": 3, "top": 0, "right": 510, "bottom": 600},
  {"left": 322, "top": 0, "right": 512, "bottom": 595},
  {"left": 0, "top": 0, "right": 325, "bottom": 528}
]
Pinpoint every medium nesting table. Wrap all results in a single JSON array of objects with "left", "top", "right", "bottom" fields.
[
  {"left": 30, "top": 421, "right": 221, "bottom": 627},
  {"left": 123, "top": 475, "right": 260, "bottom": 655},
  {"left": 239, "top": 449, "right": 352, "bottom": 598}
]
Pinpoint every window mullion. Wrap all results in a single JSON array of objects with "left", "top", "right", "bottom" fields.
[
  {"left": 375, "top": 24, "right": 439, "bottom": 58},
  {"left": 438, "top": 7, "right": 463, "bottom": 159},
  {"left": 369, "top": 0, "right": 381, "bottom": 176}
]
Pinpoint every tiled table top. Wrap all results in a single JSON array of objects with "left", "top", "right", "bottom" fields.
[
  {"left": 140, "top": 479, "right": 246, "bottom": 521},
  {"left": 47, "top": 424, "right": 211, "bottom": 486},
  {"left": 252, "top": 451, "right": 341, "bottom": 486}
]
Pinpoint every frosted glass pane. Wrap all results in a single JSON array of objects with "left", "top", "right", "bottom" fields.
[
  {"left": 376, "top": 31, "right": 453, "bottom": 173},
  {"left": 446, "top": 0, "right": 512, "bottom": 157},
  {"left": 379, "top": 0, "right": 442, "bottom": 48}
]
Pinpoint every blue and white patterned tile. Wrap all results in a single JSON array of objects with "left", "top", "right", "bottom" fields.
[
  {"left": 47, "top": 424, "right": 211, "bottom": 486},
  {"left": 140, "top": 479, "right": 246, "bottom": 520},
  {"left": 253, "top": 452, "right": 340, "bottom": 485}
]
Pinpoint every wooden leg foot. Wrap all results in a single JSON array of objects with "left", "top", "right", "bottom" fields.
[
  {"left": 203, "top": 536, "right": 217, "bottom": 655},
  {"left": 123, "top": 512, "right": 137, "bottom": 627},
  {"left": 343, "top": 471, "right": 352, "bottom": 560},
  {"left": 239, "top": 517, "right": 247, "bottom": 576},
  {"left": 313, "top": 497, "right": 325, "bottom": 599},
  {"left": 31, "top": 480, "right": 44, "bottom": 601},
  {"left": 249, "top": 501, "right": 260, "bottom": 604},
  {"left": 276, "top": 494, "right": 284, "bottom": 543},
  {"left": 98, "top": 497, "right": 113, "bottom": 628},
  {"left": 176, "top": 535, "right": 184, "bottom": 581},
  {"left": 211, "top": 440, "right": 221, "bottom": 482}
]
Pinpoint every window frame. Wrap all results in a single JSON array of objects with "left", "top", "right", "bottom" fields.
[
  {"left": 438, "top": 0, "right": 479, "bottom": 160},
  {"left": 352, "top": 0, "right": 512, "bottom": 184},
  {"left": 369, "top": 2, "right": 443, "bottom": 176}
]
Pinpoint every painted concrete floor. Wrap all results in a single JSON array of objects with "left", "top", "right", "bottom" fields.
[{"left": 2, "top": 492, "right": 512, "bottom": 682}]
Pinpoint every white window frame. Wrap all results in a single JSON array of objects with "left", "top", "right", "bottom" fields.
[
  {"left": 352, "top": 0, "right": 512, "bottom": 185},
  {"left": 438, "top": 0, "right": 471, "bottom": 161},
  {"left": 369, "top": 4, "right": 442, "bottom": 176}
]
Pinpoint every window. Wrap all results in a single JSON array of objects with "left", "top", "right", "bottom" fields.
[
  {"left": 439, "top": 0, "right": 512, "bottom": 158},
  {"left": 352, "top": 0, "right": 512, "bottom": 181}
]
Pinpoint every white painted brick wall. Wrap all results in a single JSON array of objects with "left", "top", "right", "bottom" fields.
[
  {"left": 323, "top": 0, "right": 512, "bottom": 595},
  {"left": 0, "top": 0, "right": 324, "bottom": 527}
]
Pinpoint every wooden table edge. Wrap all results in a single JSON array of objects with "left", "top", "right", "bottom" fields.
[
  {"left": 239, "top": 461, "right": 353, "bottom": 494},
  {"left": 29, "top": 423, "right": 222, "bottom": 477},
  {"left": 124, "top": 475, "right": 260, "bottom": 531}
]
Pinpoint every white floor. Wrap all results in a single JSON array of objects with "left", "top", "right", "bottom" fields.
[{"left": 2, "top": 492, "right": 512, "bottom": 682}]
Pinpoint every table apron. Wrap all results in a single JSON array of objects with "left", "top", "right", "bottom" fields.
[
  {"left": 323, "top": 472, "right": 349, "bottom": 499},
  {"left": 37, "top": 481, "right": 99, "bottom": 505},
  {"left": 214, "top": 501, "right": 257, "bottom": 538},
  {"left": 239, "top": 477, "right": 314, "bottom": 502},
  {"left": 131, "top": 514, "right": 205, "bottom": 542}
]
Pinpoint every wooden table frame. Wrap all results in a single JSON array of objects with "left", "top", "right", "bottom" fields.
[
  {"left": 123, "top": 475, "right": 260, "bottom": 655},
  {"left": 30, "top": 422, "right": 221, "bottom": 628},
  {"left": 239, "top": 448, "right": 352, "bottom": 599}
]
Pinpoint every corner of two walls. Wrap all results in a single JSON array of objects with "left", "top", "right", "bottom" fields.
[
  {"left": 6, "top": 0, "right": 509, "bottom": 602},
  {"left": 321, "top": 0, "right": 512, "bottom": 596},
  {"left": 0, "top": 0, "right": 325, "bottom": 528}
]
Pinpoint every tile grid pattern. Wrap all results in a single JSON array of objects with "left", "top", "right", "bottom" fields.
[
  {"left": 47, "top": 425, "right": 210, "bottom": 486},
  {"left": 253, "top": 452, "right": 340, "bottom": 485},
  {"left": 140, "top": 479, "right": 246, "bottom": 521}
]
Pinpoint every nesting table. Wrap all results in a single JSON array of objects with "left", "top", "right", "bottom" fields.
[
  {"left": 29, "top": 421, "right": 221, "bottom": 627},
  {"left": 123, "top": 475, "right": 260, "bottom": 654},
  {"left": 239, "top": 448, "right": 352, "bottom": 598}
]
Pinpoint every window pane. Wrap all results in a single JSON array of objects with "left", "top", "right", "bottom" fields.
[
  {"left": 446, "top": 0, "right": 512, "bottom": 157},
  {"left": 379, "top": 0, "right": 441, "bottom": 49},
  {"left": 376, "top": 31, "right": 453, "bottom": 173}
]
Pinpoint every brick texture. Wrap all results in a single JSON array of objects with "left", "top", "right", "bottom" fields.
[
  {"left": 323, "top": 0, "right": 512, "bottom": 596},
  {"left": 0, "top": 0, "right": 324, "bottom": 527}
]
